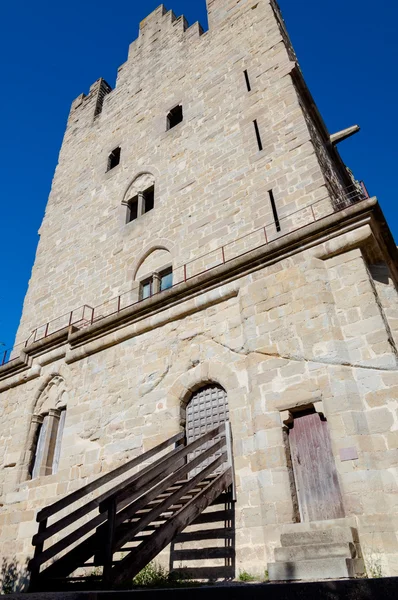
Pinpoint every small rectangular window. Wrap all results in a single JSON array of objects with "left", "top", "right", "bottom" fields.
[
  {"left": 269, "top": 189, "right": 281, "bottom": 232},
  {"left": 141, "top": 278, "right": 153, "bottom": 300},
  {"left": 244, "top": 70, "right": 251, "bottom": 92},
  {"left": 253, "top": 120, "right": 263, "bottom": 151},
  {"left": 167, "top": 105, "right": 183, "bottom": 130},
  {"left": 127, "top": 197, "right": 139, "bottom": 223},
  {"left": 143, "top": 186, "right": 155, "bottom": 213},
  {"left": 160, "top": 267, "right": 173, "bottom": 292},
  {"left": 107, "top": 146, "right": 121, "bottom": 171}
]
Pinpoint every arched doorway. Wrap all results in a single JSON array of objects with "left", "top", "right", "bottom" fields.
[
  {"left": 170, "top": 383, "right": 235, "bottom": 580},
  {"left": 185, "top": 383, "right": 229, "bottom": 472},
  {"left": 186, "top": 383, "right": 229, "bottom": 443}
]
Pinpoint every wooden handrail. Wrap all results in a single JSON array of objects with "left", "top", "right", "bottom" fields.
[
  {"left": 32, "top": 433, "right": 223, "bottom": 563},
  {"left": 111, "top": 467, "right": 233, "bottom": 586},
  {"left": 113, "top": 451, "right": 227, "bottom": 554},
  {"left": 33, "top": 444, "right": 183, "bottom": 547},
  {"left": 29, "top": 422, "right": 233, "bottom": 590},
  {"left": 37, "top": 430, "right": 184, "bottom": 522},
  {"left": 33, "top": 424, "right": 225, "bottom": 549}
]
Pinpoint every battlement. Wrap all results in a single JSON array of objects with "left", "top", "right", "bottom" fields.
[
  {"left": 69, "top": 4, "right": 205, "bottom": 122},
  {"left": 127, "top": 4, "right": 204, "bottom": 61},
  {"left": 69, "top": 77, "right": 113, "bottom": 121}
]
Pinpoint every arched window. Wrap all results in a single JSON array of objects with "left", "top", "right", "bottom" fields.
[
  {"left": 135, "top": 248, "right": 173, "bottom": 300},
  {"left": 26, "top": 377, "right": 68, "bottom": 480},
  {"left": 124, "top": 173, "right": 156, "bottom": 224}
]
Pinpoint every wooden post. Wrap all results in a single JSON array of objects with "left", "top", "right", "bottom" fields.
[
  {"left": 29, "top": 518, "right": 47, "bottom": 591},
  {"left": 225, "top": 422, "right": 236, "bottom": 502},
  {"left": 102, "top": 498, "right": 117, "bottom": 586}
]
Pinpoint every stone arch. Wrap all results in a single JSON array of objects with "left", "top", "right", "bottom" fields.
[
  {"left": 167, "top": 361, "right": 239, "bottom": 429},
  {"left": 131, "top": 239, "right": 175, "bottom": 281},
  {"left": 19, "top": 372, "right": 70, "bottom": 483},
  {"left": 34, "top": 375, "right": 68, "bottom": 416},
  {"left": 122, "top": 172, "right": 156, "bottom": 206}
]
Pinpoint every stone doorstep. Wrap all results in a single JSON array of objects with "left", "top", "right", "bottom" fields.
[
  {"left": 280, "top": 527, "right": 358, "bottom": 547},
  {"left": 268, "top": 557, "right": 366, "bottom": 582},
  {"left": 275, "top": 541, "right": 357, "bottom": 562}
]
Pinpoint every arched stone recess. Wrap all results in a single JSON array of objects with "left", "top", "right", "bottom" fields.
[
  {"left": 120, "top": 168, "right": 161, "bottom": 228},
  {"left": 18, "top": 370, "right": 70, "bottom": 484},
  {"left": 122, "top": 172, "right": 156, "bottom": 206},
  {"left": 131, "top": 239, "right": 175, "bottom": 282},
  {"left": 167, "top": 360, "right": 241, "bottom": 431}
]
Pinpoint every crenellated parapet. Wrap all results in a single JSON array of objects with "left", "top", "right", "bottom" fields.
[
  {"left": 68, "top": 5, "right": 205, "bottom": 123},
  {"left": 68, "top": 77, "right": 113, "bottom": 125},
  {"left": 126, "top": 4, "right": 204, "bottom": 63}
]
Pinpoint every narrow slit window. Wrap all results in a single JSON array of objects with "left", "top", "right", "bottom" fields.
[
  {"left": 107, "top": 147, "right": 121, "bottom": 171},
  {"left": 127, "top": 196, "right": 139, "bottom": 223},
  {"left": 143, "top": 186, "right": 155, "bottom": 213},
  {"left": 253, "top": 120, "right": 263, "bottom": 151},
  {"left": 269, "top": 189, "right": 281, "bottom": 232},
  {"left": 167, "top": 105, "right": 183, "bottom": 130},
  {"left": 244, "top": 70, "right": 251, "bottom": 92},
  {"left": 160, "top": 267, "right": 173, "bottom": 292}
]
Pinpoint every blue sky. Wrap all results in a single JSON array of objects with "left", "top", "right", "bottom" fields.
[{"left": 0, "top": 0, "right": 396, "bottom": 351}]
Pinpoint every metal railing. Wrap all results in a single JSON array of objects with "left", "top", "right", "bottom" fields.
[
  {"left": 1, "top": 306, "right": 94, "bottom": 367},
  {"left": 2, "top": 182, "right": 369, "bottom": 367}
]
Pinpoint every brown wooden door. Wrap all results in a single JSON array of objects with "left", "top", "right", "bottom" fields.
[
  {"left": 186, "top": 384, "right": 229, "bottom": 473},
  {"left": 289, "top": 411, "right": 345, "bottom": 522}
]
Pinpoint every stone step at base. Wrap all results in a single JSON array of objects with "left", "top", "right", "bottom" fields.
[
  {"left": 268, "top": 557, "right": 365, "bottom": 582},
  {"left": 275, "top": 541, "right": 357, "bottom": 562},
  {"left": 280, "top": 527, "right": 357, "bottom": 548}
]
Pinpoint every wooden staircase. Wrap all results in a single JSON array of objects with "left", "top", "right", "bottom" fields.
[{"left": 28, "top": 423, "right": 235, "bottom": 592}]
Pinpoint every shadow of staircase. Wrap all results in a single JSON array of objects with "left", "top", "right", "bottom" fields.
[{"left": 169, "top": 486, "right": 235, "bottom": 582}]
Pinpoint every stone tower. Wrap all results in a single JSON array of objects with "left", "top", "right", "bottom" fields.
[{"left": 1, "top": 0, "right": 397, "bottom": 589}]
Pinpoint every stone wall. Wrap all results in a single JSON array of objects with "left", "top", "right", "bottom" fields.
[
  {"left": 1, "top": 221, "right": 398, "bottom": 580},
  {"left": 15, "top": 0, "right": 340, "bottom": 346}
]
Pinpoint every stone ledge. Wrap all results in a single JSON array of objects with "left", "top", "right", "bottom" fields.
[
  {"left": 0, "top": 196, "right": 390, "bottom": 381},
  {"left": 0, "top": 354, "right": 28, "bottom": 378},
  {"left": 68, "top": 197, "right": 380, "bottom": 351}
]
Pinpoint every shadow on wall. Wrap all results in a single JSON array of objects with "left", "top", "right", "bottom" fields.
[
  {"left": 0, "top": 558, "right": 29, "bottom": 595},
  {"left": 169, "top": 485, "right": 236, "bottom": 582}
]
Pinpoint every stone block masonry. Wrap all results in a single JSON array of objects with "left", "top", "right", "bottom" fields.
[{"left": 0, "top": 0, "right": 397, "bottom": 591}]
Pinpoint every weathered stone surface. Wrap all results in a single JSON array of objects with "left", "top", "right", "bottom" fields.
[
  {"left": 275, "top": 542, "right": 356, "bottom": 562},
  {"left": 0, "top": 0, "right": 397, "bottom": 590},
  {"left": 281, "top": 528, "right": 357, "bottom": 547},
  {"left": 268, "top": 557, "right": 365, "bottom": 581}
]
